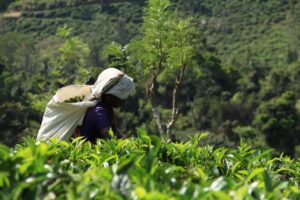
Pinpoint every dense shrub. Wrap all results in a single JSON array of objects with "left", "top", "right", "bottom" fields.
[{"left": 0, "top": 133, "right": 299, "bottom": 199}]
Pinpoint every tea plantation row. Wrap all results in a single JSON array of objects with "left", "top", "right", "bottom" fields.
[{"left": 0, "top": 131, "right": 299, "bottom": 199}]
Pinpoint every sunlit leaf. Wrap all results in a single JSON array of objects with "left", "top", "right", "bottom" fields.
[
  {"left": 263, "top": 170, "right": 273, "bottom": 192},
  {"left": 247, "top": 168, "right": 265, "bottom": 181}
]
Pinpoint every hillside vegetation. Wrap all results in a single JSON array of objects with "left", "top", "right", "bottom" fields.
[{"left": 0, "top": 0, "right": 300, "bottom": 157}]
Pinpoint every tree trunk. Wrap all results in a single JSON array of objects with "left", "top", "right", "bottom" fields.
[{"left": 166, "top": 63, "right": 187, "bottom": 137}]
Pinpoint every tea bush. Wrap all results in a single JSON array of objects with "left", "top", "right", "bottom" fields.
[{"left": 1, "top": 130, "right": 299, "bottom": 199}]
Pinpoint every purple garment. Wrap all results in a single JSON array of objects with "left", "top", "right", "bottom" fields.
[{"left": 79, "top": 103, "right": 110, "bottom": 141}]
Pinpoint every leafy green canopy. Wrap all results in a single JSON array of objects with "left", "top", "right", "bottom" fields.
[
  {"left": 126, "top": 0, "right": 198, "bottom": 139},
  {"left": 0, "top": 132, "right": 300, "bottom": 199}
]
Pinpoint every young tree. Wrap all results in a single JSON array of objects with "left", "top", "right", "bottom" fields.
[
  {"left": 51, "top": 25, "right": 90, "bottom": 86},
  {"left": 129, "top": 0, "right": 197, "bottom": 140}
]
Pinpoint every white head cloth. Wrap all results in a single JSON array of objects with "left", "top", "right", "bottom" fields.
[
  {"left": 105, "top": 75, "right": 135, "bottom": 100},
  {"left": 90, "top": 68, "right": 134, "bottom": 101}
]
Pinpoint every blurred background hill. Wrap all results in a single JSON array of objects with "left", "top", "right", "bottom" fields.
[{"left": 1, "top": 0, "right": 300, "bottom": 156}]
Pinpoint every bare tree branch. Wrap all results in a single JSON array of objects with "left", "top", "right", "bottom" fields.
[
  {"left": 166, "top": 63, "right": 187, "bottom": 137},
  {"left": 152, "top": 107, "right": 164, "bottom": 137},
  {"left": 148, "top": 56, "right": 165, "bottom": 137}
]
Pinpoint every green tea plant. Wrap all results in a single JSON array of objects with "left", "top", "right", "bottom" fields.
[
  {"left": 0, "top": 131, "right": 299, "bottom": 199},
  {"left": 63, "top": 95, "right": 85, "bottom": 103}
]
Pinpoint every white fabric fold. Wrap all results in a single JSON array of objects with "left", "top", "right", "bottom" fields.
[{"left": 105, "top": 75, "right": 135, "bottom": 100}]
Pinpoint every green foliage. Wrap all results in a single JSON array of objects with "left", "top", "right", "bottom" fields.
[
  {"left": 1, "top": 135, "right": 300, "bottom": 199},
  {"left": 1, "top": 0, "right": 300, "bottom": 157},
  {"left": 131, "top": 0, "right": 196, "bottom": 75},
  {"left": 127, "top": 0, "right": 198, "bottom": 138},
  {"left": 255, "top": 92, "right": 299, "bottom": 156},
  {"left": 101, "top": 42, "right": 136, "bottom": 76},
  {"left": 63, "top": 95, "right": 85, "bottom": 103},
  {"left": 52, "top": 25, "right": 90, "bottom": 85},
  {"left": 0, "top": 0, "right": 16, "bottom": 12},
  {"left": 233, "top": 126, "right": 264, "bottom": 146},
  {"left": 0, "top": 32, "right": 41, "bottom": 145}
]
